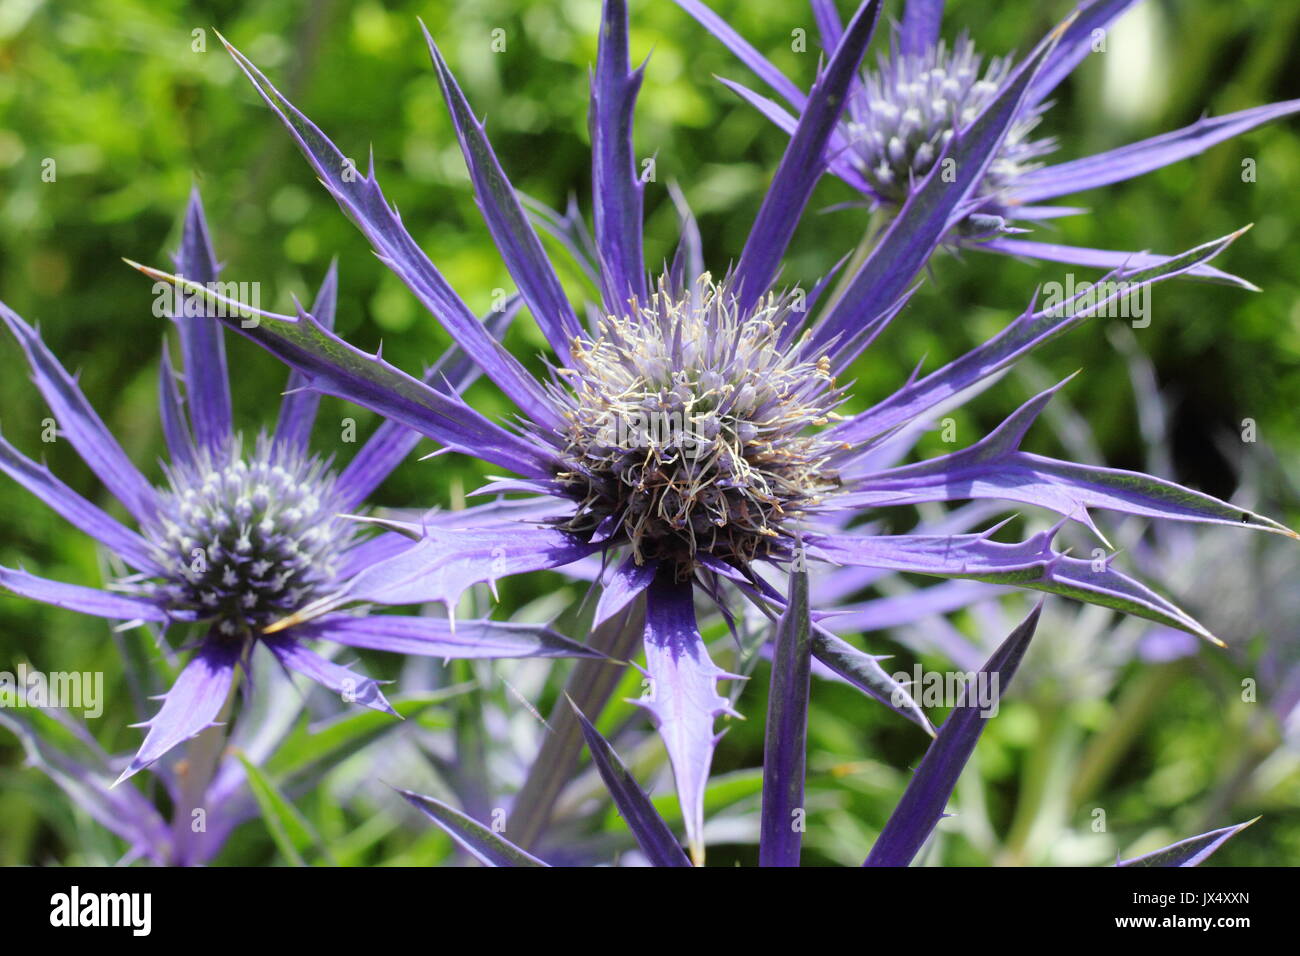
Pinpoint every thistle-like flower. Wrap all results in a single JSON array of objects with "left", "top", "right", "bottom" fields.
[
  {"left": 677, "top": 0, "right": 1300, "bottom": 280},
  {"left": 556, "top": 276, "right": 844, "bottom": 568},
  {"left": 137, "top": 433, "right": 351, "bottom": 635},
  {"left": 139, "top": 1, "right": 1294, "bottom": 864},
  {"left": 0, "top": 192, "right": 597, "bottom": 786},
  {"left": 842, "top": 33, "right": 1049, "bottom": 207}
]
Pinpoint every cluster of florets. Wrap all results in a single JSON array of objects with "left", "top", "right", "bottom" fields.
[
  {"left": 554, "top": 275, "right": 844, "bottom": 573},
  {"left": 844, "top": 35, "right": 1053, "bottom": 205},
  {"left": 128, "top": 435, "right": 352, "bottom": 637}
]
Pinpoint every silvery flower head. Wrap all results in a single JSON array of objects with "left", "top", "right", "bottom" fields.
[
  {"left": 678, "top": 0, "right": 1300, "bottom": 281},
  {"left": 136, "top": 0, "right": 1294, "bottom": 864},
  {"left": 0, "top": 192, "right": 594, "bottom": 784}
]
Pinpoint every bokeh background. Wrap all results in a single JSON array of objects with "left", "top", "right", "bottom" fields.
[{"left": 1, "top": 0, "right": 1297, "bottom": 865}]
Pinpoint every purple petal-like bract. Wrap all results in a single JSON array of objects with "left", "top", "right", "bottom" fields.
[
  {"left": 398, "top": 788, "right": 549, "bottom": 867},
  {"left": 170, "top": 187, "right": 234, "bottom": 459},
  {"left": 865, "top": 601, "right": 1042, "bottom": 866},
  {"left": 733, "top": 0, "right": 882, "bottom": 313},
  {"left": 638, "top": 571, "right": 734, "bottom": 866},
  {"left": 423, "top": 25, "right": 583, "bottom": 355},
  {"left": 572, "top": 700, "right": 692, "bottom": 867},
  {"left": 263, "top": 635, "right": 396, "bottom": 716},
  {"left": 0, "top": 566, "right": 170, "bottom": 622},
  {"left": 591, "top": 0, "right": 649, "bottom": 312},
  {"left": 1011, "top": 100, "right": 1300, "bottom": 204},
  {"left": 298, "top": 613, "right": 601, "bottom": 661},
  {"left": 760, "top": 566, "right": 813, "bottom": 867},
  {"left": 899, "top": 0, "right": 943, "bottom": 57},
  {"left": 1, "top": 303, "right": 159, "bottom": 522},
  {"left": 1117, "top": 818, "right": 1258, "bottom": 867},
  {"left": 0, "top": 434, "right": 161, "bottom": 573},
  {"left": 117, "top": 637, "right": 241, "bottom": 785}
]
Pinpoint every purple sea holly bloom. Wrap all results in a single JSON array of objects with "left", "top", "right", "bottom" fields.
[
  {"left": 676, "top": 0, "right": 1300, "bottom": 284},
  {"left": 0, "top": 191, "right": 598, "bottom": 791},
  {"left": 133, "top": 1, "right": 1294, "bottom": 864}
]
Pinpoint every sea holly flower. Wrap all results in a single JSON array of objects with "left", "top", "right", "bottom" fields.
[
  {"left": 0, "top": 191, "right": 598, "bottom": 787},
  {"left": 134, "top": 0, "right": 1293, "bottom": 864},
  {"left": 675, "top": 0, "right": 1300, "bottom": 282}
]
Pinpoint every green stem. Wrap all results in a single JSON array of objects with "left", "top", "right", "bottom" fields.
[
  {"left": 506, "top": 598, "right": 646, "bottom": 850},
  {"left": 823, "top": 207, "right": 892, "bottom": 313},
  {"left": 1195, "top": 709, "right": 1279, "bottom": 831},
  {"left": 1069, "top": 660, "right": 1185, "bottom": 808},
  {"left": 998, "top": 701, "right": 1075, "bottom": 865},
  {"left": 452, "top": 662, "right": 493, "bottom": 822}
]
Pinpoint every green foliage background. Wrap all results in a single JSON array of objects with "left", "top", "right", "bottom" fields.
[{"left": 0, "top": 0, "right": 1297, "bottom": 865}]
